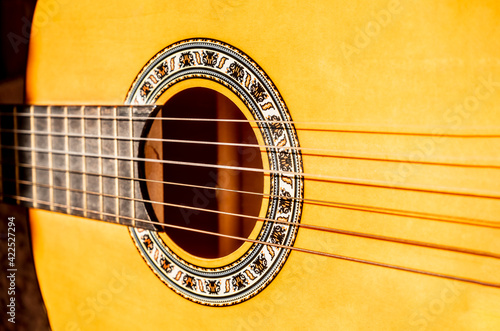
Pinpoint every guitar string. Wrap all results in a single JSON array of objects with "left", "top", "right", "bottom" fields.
[
  {"left": 2, "top": 109, "right": 500, "bottom": 200},
  {"left": 1, "top": 108, "right": 500, "bottom": 287},
  {"left": 2, "top": 128, "right": 500, "bottom": 168},
  {"left": 4, "top": 193, "right": 500, "bottom": 289},
  {"left": 3, "top": 110, "right": 500, "bottom": 137},
  {"left": 2, "top": 144, "right": 500, "bottom": 200},
  {"left": 2, "top": 110, "right": 500, "bottom": 271},
  {"left": 2, "top": 111, "right": 499, "bottom": 226},
  {"left": 4, "top": 176, "right": 500, "bottom": 260},
  {"left": 3, "top": 161, "right": 498, "bottom": 229}
]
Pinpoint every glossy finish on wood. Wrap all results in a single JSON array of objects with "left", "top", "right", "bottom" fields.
[{"left": 26, "top": 0, "right": 500, "bottom": 330}]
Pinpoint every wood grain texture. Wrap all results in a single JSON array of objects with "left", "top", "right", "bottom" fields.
[{"left": 26, "top": 0, "right": 500, "bottom": 330}]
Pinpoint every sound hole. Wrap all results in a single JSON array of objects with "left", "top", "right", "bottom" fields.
[{"left": 144, "top": 87, "right": 264, "bottom": 258}]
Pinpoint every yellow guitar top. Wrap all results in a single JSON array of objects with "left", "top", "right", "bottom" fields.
[{"left": 6, "top": 0, "right": 500, "bottom": 329}]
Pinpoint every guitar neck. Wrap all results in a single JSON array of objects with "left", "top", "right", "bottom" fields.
[{"left": 0, "top": 105, "right": 156, "bottom": 230}]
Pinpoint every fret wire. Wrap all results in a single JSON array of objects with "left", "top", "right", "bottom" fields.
[
  {"left": 98, "top": 106, "right": 104, "bottom": 220},
  {"left": 113, "top": 107, "right": 119, "bottom": 223},
  {"left": 129, "top": 106, "right": 136, "bottom": 226},
  {"left": 9, "top": 176, "right": 500, "bottom": 260},
  {"left": 81, "top": 106, "right": 87, "bottom": 217},
  {"left": 13, "top": 106, "right": 20, "bottom": 203},
  {"left": 3, "top": 128, "right": 500, "bottom": 168},
  {"left": 64, "top": 106, "right": 71, "bottom": 215},
  {"left": 8, "top": 160, "right": 499, "bottom": 229},
  {"left": 30, "top": 106, "right": 37, "bottom": 208},
  {"left": 47, "top": 106, "right": 54, "bottom": 211},
  {"left": 5, "top": 192, "right": 500, "bottom": 289},
  {"left": 3, "top": 144, "right": 500, "bottom": 200}
]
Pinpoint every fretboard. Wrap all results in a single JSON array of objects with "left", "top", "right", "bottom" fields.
[{"left": 0, "top": 105, "right": 157, "bottom": 230}]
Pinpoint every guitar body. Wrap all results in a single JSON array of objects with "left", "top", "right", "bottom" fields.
[{"left": 26, "top": 0, "right": 500, "bottom": 330}]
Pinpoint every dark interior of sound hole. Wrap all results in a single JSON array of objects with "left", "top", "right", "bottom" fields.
[{"left": 144, "top": 87, "right": 264, "bottom": 258}]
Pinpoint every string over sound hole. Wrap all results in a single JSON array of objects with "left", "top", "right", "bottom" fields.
[{"left": 143, "top": 87, "right": 264, "bottom": 258}]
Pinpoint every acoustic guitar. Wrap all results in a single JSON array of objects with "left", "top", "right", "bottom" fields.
[{"left": 1, "top": 0, "right": 499, "bottom": 329}]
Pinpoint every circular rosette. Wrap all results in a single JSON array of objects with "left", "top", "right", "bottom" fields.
[{"left": 127, "top": 38, "right": 303, "bottom": 306}]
